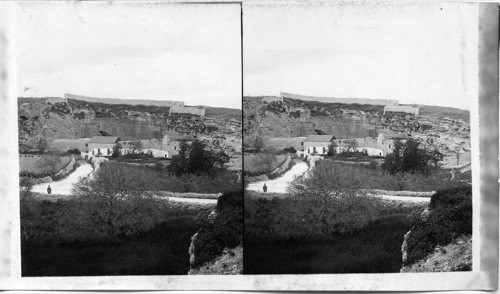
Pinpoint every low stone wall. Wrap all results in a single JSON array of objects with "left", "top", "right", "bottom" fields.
[
  {"left": 364, "top": 189, "right": 435, "bottom": 197},
  {"left": 268, "top": 155, "right": 292, "bottom": 177},
  {"left": 154, "top": 191, "right": 221, "bottom": 200},
  {"left": 53, "top": 156, "right": 77, "bottom": 178}
]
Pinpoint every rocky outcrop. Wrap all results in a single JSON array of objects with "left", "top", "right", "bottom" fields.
[
  {"left": 187, "top": 191, "right": 243, "bottom": 275},
  {"left": 401, "top": 235, "right": 472, "bottom": 272},
  {"left": 400, "top": 186, "right": 472, "bottom": 272},
  {"left": 189, "top": 245, "right": 243, "bottom": 275}
]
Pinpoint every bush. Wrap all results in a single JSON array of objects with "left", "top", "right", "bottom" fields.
[
  {"left": 67, "top": 149, "right": 81, "bottom": 155},
  {"left": 429, "top": 186, "right": 472, "bottom": 210},
  {"left": 404, "top": 187, "right": 472, "bottom": 266},
  {"left": 286, "top": 160, "right": 380, "bottom": 237},
  {"left": 282, "top": 147, "right": 297, "bottom": 154}
]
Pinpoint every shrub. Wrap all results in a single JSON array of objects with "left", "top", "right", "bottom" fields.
[
  {"left": 368, "top": 160, "right": 378, "bottom": 169},
  {"left": 287, "top": 160, "right": 380, "bottom": 237},
  {"left": 429, "top": 186, "right": 472, "bottom": 210},
  {"left": 67, "top": 149, "right": 81, "bottom": 155}
]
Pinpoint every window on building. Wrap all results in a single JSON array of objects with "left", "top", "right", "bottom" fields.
[
  {"left": 313, "top": 147, "right": 316, "bottom": 153},
  {"left": 85, "top": 144, "right": 88, "bottom": 147},
  {"left": 107, "top": 149, "right": 111, "bottom": 155},
  {"left": 98, "top": 148, "right": 100, "bottom": 155},
  {"left": 323, "top": 147, "right": 326, "bottom": 153}
]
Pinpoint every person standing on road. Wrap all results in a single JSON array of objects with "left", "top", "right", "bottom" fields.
[
  {"left": 263, "top": 183, "right": 267, "bottom": 193},
  {"left": 47, "top": 185, "right": 52, "bottom": 195}
]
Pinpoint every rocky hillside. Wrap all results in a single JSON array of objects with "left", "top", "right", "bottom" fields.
[
  {"left": 188, "top": 190, "right": 243, "bottom": 275},
  {"left": 18, "top": 97, "right": 242, "bottom": 150},
  {"left": 243, "top": 96, "right": 471, "bottom": 168},
  {"left": 401, "top": 186, "right": 472, "bottom": 272}
]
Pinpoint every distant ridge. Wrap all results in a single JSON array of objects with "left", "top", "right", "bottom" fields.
[
  {"left": 280, "top": 92, "right": 399, "bottom": 106},
  {"left": 64, "top": 93, "right": 184, "bottom": 108}
]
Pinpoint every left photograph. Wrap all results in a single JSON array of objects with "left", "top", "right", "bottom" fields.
[{"left": 16, "top": 2, "right": 242, "bottom": 276}]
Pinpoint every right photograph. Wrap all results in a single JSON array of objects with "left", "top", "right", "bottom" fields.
[{"left": 243, "top": 2, "right": 473, "bottom": 274}]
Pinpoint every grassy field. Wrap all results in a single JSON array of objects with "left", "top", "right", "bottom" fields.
[{"left": 324, "top": 161, "right": 471, "bottom": 192}]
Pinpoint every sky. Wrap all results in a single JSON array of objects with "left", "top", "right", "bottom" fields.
[
  {"left": 16, "top": 2, "right": 242, "bottom": 109},
  {"left": 244, "top": 2, "right": 475, "bottom": 110}
]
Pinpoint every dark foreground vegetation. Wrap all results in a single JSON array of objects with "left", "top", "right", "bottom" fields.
[
  {"left": 244, "top": 193, "right": 425, "bottom": 274},
  {"left": 22, "top": 216, "right": 200, "bottom": 276},
  {"left": 20, "top": 169, "right": 217, "bottom": 276}
]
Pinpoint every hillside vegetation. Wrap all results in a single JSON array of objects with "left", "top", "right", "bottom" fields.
[{"left": 402, "top": 186, "right": 472, "bottom": 271}]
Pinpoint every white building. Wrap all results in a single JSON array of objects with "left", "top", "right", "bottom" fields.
[
  {"left": 296, "top": 135, "right": 386, "bottom": 158},
  {"left": 81, "top": 136, "right": 120, "bottom": 159},
  {"left": 301, "top": 135, "right": 335, "bottom": 156}
]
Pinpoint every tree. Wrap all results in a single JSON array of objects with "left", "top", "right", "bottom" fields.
[
  {"left": 347, "top": 139, "right": 358, "bottom": 152},
  {"left": 131, "top": 141, "right": 143, "bottom": 153},
  {"left": 168, "top": 141, "right": 190, "bottom": 176},
  {"left": 72, "top": 162, "right": 156, "bottom": 237},
  {"left": 327, "top": 141, "right": 338, "bottom": 157},
  {"left": 287, "top": 161, "right": 378, "bottom": 237},
  {"left": 112, "top": 143, "right": 122, "bottom": 157},
  {"left": 213, "top": 150, "right": 230, "bottom": 170},
  {"left": 187, "top": 140, "right": 215, "bottom": 175},
  {"left": 382, "top": 139, "right": 442, "bottom": 175},
  {"left": 169, "top": 140, "right": 221, "bottom": 176}
]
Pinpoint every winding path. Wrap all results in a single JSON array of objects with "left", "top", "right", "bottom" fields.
[
  {"left": 31, "top": 162, "right": 93, "bottom": 195},
  {"left": 246, "top": 161, "right": 309, "bottom": 193}
]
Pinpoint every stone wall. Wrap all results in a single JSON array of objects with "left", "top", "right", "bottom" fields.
[
  {"left": 48, "top": 138, "right": 91, "bottom": 152},
  {"left": 262, "top": 96, "right": 284, "bottom": 104},
  {"left": 264, "top": 137, "right": 306, "bottom": 151},
  {"left": 65, "top": 93, "right": 184, "bottom": 108},
  {"left": 53, "top": 156, "right": 76, "bottom": 178},
  {"left": 268, "top": 154, "right": 292, "bottom": 177},
  {"left": 281, "top": 92, "right": 399, "bottom": 106},
  {"left": 384, "top": 105, "right": 420, "bottom": 115},
  {"left": 46, "top": 97, "right": 68, "bottom": 105},
  {"left": 169, "top": 106, "right": 205, "bottom": 117}
]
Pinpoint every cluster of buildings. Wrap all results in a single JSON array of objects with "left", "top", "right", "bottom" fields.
[
  {"left": 295, "top": 134, "right": 390, "bottom": 158},
  {"left": 50, "top": 133, "right": 193, "bottom": 160}
]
